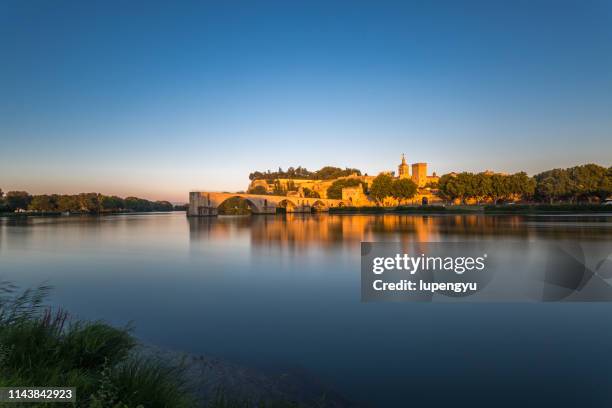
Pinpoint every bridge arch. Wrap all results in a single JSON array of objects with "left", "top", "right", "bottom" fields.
[
  {"left": 277, "top": 198, "right": 299, "bottom": 212},
  {"left": 216, "top": 196, "right": 262, "bottom": 214}
]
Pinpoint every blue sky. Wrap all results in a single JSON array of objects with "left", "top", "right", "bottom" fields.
[{"left": 1, "top": 0, "right": 611, "bottom": 202}]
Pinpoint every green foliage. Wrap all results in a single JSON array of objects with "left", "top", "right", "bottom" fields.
[
  {"left": 391, "top": 179, "right": 417, "bottom": 203},
  {"left": 1, "top": 191, "right": 173, "bottom": 214},
  {"left": 0, "top": 283, "right": 52, "bottom": 325},
  {"left": 124, "top": 197, "right": 172, "bottom": 212},
  {"left": 249, "top": 185, "right": 269, "bottom": 195},
  {"left": 4, "top": 191, "right": 31, "bottom": 211},
  {"left": 56, "top": 194, "right": 80, "bottom": 212},
  {"left": 438, "top": 172, "right": 536, "bottom": 203},
  {"left": 272, "top": 181, "right": 286, "bottom": 196},
  {"left": 302, "top": 188, "right": 320, "bottom": 198},
  {"left": 534, "top": 164, "right": 611, "bottom": 203},
  {"left": 312, "top": 166, "right": 361, "bottom": 180},
  {"left": 101, "top": 195, "right": 126, "bottom": 211},
  {"left": 326, "top": 178, "right": 364, "bottom": 199},
  {"left": 249, "top": 166, "right": 361, "bottom": 181},
  {"left": 110, "top": 360, "right": 190, "bottom": 408},
  {"left": 369, "top": 173, "right": 394, "bottom": 203},
  {"left": 28, "top": 195, "right": 56, "bottom": 212}
]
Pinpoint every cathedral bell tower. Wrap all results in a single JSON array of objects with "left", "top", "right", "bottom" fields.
[{"left": 398, "top": 154, "right": 410, "bottom": 179}]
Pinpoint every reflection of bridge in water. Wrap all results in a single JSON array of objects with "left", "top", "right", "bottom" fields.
[{"left": 188, "top": 192, "right": 344, "bottom": 216}]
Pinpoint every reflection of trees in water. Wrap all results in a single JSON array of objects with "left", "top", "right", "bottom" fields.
[{"left": 188, "top": 215, "right": 612, "bottom": 251}]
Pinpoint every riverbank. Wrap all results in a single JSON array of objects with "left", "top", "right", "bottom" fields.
[{"left": 329, "top": 204, "right": 612, "bottom": 215}]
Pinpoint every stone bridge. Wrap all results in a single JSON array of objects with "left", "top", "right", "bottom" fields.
[{"left": 188, "top": 192, "right": 345, "bottom": 216}]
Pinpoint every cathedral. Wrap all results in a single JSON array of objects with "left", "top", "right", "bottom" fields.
[{"left": 397, "top": 154, "right": 438, "bottom": 187}]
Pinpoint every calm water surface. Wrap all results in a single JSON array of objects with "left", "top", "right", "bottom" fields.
[{"left": 2, "top": 212, "right": 612, "bottom": 407}]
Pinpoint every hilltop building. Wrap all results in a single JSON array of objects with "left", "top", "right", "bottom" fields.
[{"left": 248, "top": 155, "right": 440, "bottom": 205}]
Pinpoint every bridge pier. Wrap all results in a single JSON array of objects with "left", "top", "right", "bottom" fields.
[{"left": 195, "top": 206, "right": 218, "bottom": 216}]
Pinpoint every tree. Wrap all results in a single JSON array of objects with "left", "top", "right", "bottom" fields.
[
  {"left": 248, "top": 165, "right": 362, "bottom": 181},
  {"left": 474, "top": 173, "right": 492, "bottom": 204},
  {"left": 5, "top": 191, "right": 32, "bottom": 211},
  {"left": 249, "top": 185, "right": 268, "bottom": 195},
  {"left": 28, "top": 195, "right": 57, "bottom": 212},
  {"left": 535, "top": 168, "right": 577, "bottom": 203},
  {"left": 369, "top": 173, "right": 394, "bottom": 203},
  {"left": 286, "top": 180, "right": 297, "bottom": 192},
  {"left": 56, "top": 195, "right": 80, "bottom": 212},
  {"left": 125, "top": 197, "right": 154, "bottom": 212},
  {"left": 599, "top": 167, "right": 612, "bottom": 201},
  {"left": 438, "top": 174, "right": 469, "bottom": 203},
  {"left": 509, "top": 172, "right": 536, "bottom": 201},
  {"left": 302, "top": 187, "right": 320, "bottom": 198},
  {"left": 326, "top": 178, "right": 363, "bottom": 199},
  {"left": 313, "top": 166, "right": 361, "bottom": 180},
  {"left": 100, "top": 195, "right": 125, "bottom": 211},
  {"left": 391, "top": 179, "right": 417, "bottom": 204},
  {"left": 78, "top": 193, "right": 101, "bottom": 213},
  {"left": 153, "top": 201, "right": 173, "bottom": 211},
  {"left": 568, "top": 164, "right": 609, "bottom": 202},
  {"left": 489, "top": 174, "right": 507, "bottom": 204},
  {"left": 272, "top": 180, "right": 286, "bottom": 196}
]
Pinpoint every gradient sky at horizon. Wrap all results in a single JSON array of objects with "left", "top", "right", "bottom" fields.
[{"left": 1, "top": 0, "right": 611, "bottom": 202}]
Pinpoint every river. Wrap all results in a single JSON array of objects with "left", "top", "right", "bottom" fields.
[{"left": 1, "top": 212, "right": 612, "bottom": 406}]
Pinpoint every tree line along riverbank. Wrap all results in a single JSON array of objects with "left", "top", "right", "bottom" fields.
[{"left": 0, "top": 190, "right": 187, "bottom": 215}]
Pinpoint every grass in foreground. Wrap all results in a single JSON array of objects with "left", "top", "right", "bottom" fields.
[{"left": 0, "top": 283, "right": 192, "bottom": 408}]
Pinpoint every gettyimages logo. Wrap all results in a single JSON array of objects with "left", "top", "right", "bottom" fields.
[
  {"left": 372, "top": 253, "right": 488, "bottom": 275},
  {"left": 361, "top": 242, "right": 612, "bottom": 302}
]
